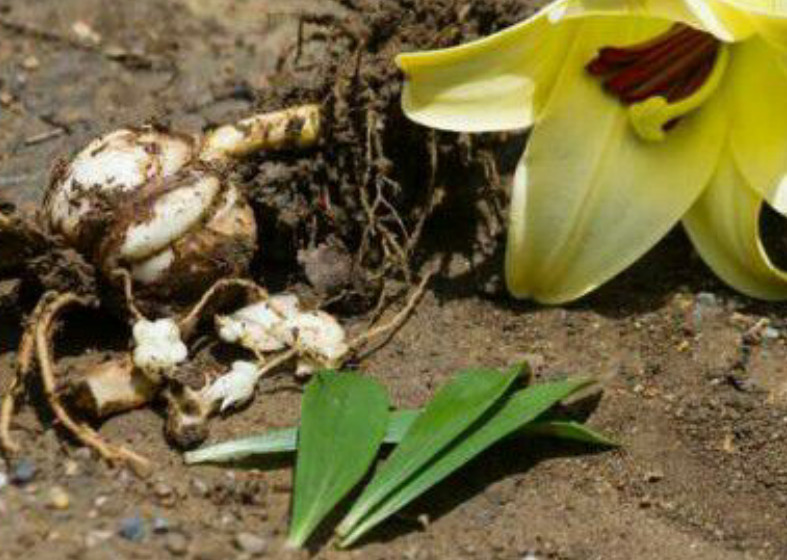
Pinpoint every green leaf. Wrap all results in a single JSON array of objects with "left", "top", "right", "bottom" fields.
[
  {"left": 184, "top": 412, "right": 617, "bottom": 466},
  {"left": 335, "top": 367, "right": 521, "bottom": 539},
  {"left": 337, "top": 377, "right": 594, "bottom": 547},
  {"left": 287, "top": 371, "right": 389, "bottom": 548},
  {"left": 183, "top": 410, "right": 421, "bottom": 465},
  {"left": 385, "top": 409, "right": 421, "bottom": 443},
  {"left": 184, "top": 427, "right": 296, "bottom": 464},
  {"left": 523, "top": 419, "right": 619, "bottom": 448}
]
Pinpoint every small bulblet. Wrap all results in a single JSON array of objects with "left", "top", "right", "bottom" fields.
[{"left": 44, "top": 127, "right": 258, "bottom": 304}]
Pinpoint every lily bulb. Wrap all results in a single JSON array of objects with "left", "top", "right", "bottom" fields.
[
  {"left": 397, "top": 1, "right": 787, "bottom": 303},
  {"left": 44, "top": 106, "right": 320, "bottom": 305}
]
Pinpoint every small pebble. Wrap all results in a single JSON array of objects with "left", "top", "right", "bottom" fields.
[
  {"left": 12, "top": 459, "right": 36, "bottom": 485},
  {"left": 762, "top": 327, "right": 780, "bottom": 340},
  {"left": 152, "top": 516, "right": 170, "bottom": 534},
  {"left": 0, "top": 91, "right": 13, "bottom": 106},
  {"left": 154, "top": 482, "right": 173, "bottom": 498},
  {"left": 645, "top": 470, "right": 664, "bottom": 483},
  {"left": 190, "top": 478, "right": 209, "bottom": 497},
  {"left": 63, "top": 460, "right": 80, "bottom": 477},
  {"left": 21, "top": 55, "right": 40, "bottom": 70},
  {"left": 234, "top": 532, "right": 267, "bottom": 556},
  {"left": 119, "top": 514, "right": 145, "bottom": 542},
  {"left": 49, "top": 486, "right": 70, "bottom": 510},
  {"left": 696, "top": 292, "right": 718, "bottom": 307},
  {"left": 166, "top": 532, "right": 189, "bottom": 556},
  {"left": 72, "top": 447, "right": 93, "bottom": 461},
  {"left": 72, "top": 21, "right": 102, "bottom": 44},
  {"left": 85, "top": 529, "right": 113, "bottom": 549}
]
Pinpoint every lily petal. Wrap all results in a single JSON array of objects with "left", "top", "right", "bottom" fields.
[
  {"left": 396, "top": 3, "right": 577, "bottom": 132},
  {"left": 683, "top": 153, "right": 787, "bottom": 300},
  {"left": 505, "top": 18, "right": 728, "bottom": 304},
  {"left": 727, "top": 37, "right": 787, "bottom": 214},
  {"left": 716, "top": 0, "right": 787, "bottom": 50},
  {"left": 717, "top": 0, "right": 787, "bottom": 17},
  {"left": 554, "top": 0, "right": 756, "bottom": 41}
]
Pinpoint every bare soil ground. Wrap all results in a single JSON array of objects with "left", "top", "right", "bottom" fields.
[{"left": 1, "top": 1, "right": 786, "bottom": 559}]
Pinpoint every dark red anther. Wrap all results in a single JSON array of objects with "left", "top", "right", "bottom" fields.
[
  {"left": 594, "top": 24, "right": 693, "bottom": 67},
  {"left": 586, "top": 23, "right": 722, "bottom": 108},
  {"left": 604, "top": 32, "right": 708, "bottom": 96},
  {"left": 621, "top": 38, "right": 717, "bottom": 102},
  {"left": 667, "top": 55, "right": 715, "bottom": 102}
]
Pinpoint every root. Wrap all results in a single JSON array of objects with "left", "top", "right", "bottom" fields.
[
  {"left": 350, "top": 269, "right": 434, "bottom": 358},
  {"left": 0, "top": 294, "right": 55, "bottom": 455},
  {"left": 355, "top": 109, "right": 416, "bottom": 284},
  {"left": 1, "top": 292, "right": 151, "bottom": 476},
  {"left": 113, "top": 268, "right": 145, "bottom": 323},
  {"left": 178, "top": 278, "right": 268, "bottom": 338}
]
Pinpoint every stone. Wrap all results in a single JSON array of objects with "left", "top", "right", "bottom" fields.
[
  {"left": 152, "top": 516, "right": 170, "bottom": 534},
  {"left": 48, "top": 486, "right": 70, "bottom": 510},
  {"left": 645, "top": 470, "right": 664, "bottom": 483},
  {"left": 165, "top": 532, "right": 189, "bottom": 556},
  {"left": 153, "top": 482, "right": 173, "bottom": 499},
  {"left": 84, "top": 530, "right": 113, "bottom": 549},
  {"left": 63, "top": 460, "right": 80, "bottom": 477},
  {"left": 11, "top": 458, "right": 36, "bottom": 485},
  {"left": 234, "top": 532, "right": 267, "bottom": 556},
  {"left": 118, "top": 514, "right": 145, "bottom": 542},
  {"left": 763, "top": 327, "right": 781, "bottom": 340}
]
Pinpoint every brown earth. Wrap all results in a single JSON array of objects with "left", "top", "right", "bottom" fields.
[{"left": 1, "top": 1, "right": 787, "bottom": 559}]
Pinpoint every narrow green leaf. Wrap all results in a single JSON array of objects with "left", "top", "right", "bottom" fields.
[
  {"left": 338, "top": 377, "right": 594, "bottom": 546},
  {"left": 335, "top": 368, "right": 521, "bottom": 538},
  {"left": 385, "top": 409, "right": 421, "bottom": 443},
  {"left": 184, "top": 427, "right": 296, "bottom": 464},
  {"left": 523, "top": 420, "right": 619, "bottom": 447},
  {"left": 287, "top": 371, "right": 389, "bottom": 548},
  {"left": 184, "top": 411, "right": 616, "bottom": 466},
  {"left": 183, "top": 410, "right": 421, "bottom": 465}
]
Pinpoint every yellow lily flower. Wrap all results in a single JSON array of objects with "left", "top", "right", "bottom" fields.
[{"left": 396, "top": 0, "right": 787, "bottom": 304}]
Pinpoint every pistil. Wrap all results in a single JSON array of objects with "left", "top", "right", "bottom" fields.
[{"left": 587, "top": 24, "right": 727, "bottom": 141}]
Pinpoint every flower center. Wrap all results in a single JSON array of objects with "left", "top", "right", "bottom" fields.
[{"left": 587, "top": 24, "right": 728, "bottom": 142}]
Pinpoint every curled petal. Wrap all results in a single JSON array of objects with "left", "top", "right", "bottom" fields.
[
  {"left": 554, "top": 0, "right": 756, "bottom": 41},
  {"left": 727, "top": 37, "right": 787, "bottom": 214},
  {"left": 505, "top": 18, "right": 727, "bottom": 303},
  {"left": 683, "top": 155, "right": 787, "bottom": 300},
  {"left": 396, "top": 3, "right": 576, "bottom": 132}
]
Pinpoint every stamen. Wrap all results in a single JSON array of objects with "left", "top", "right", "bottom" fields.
[
  {"left": 587, "top": 24, "right": 726, "bottom": 142},
  {"left": 628, "top": 46, "right": 729, "bottom": 142}
]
